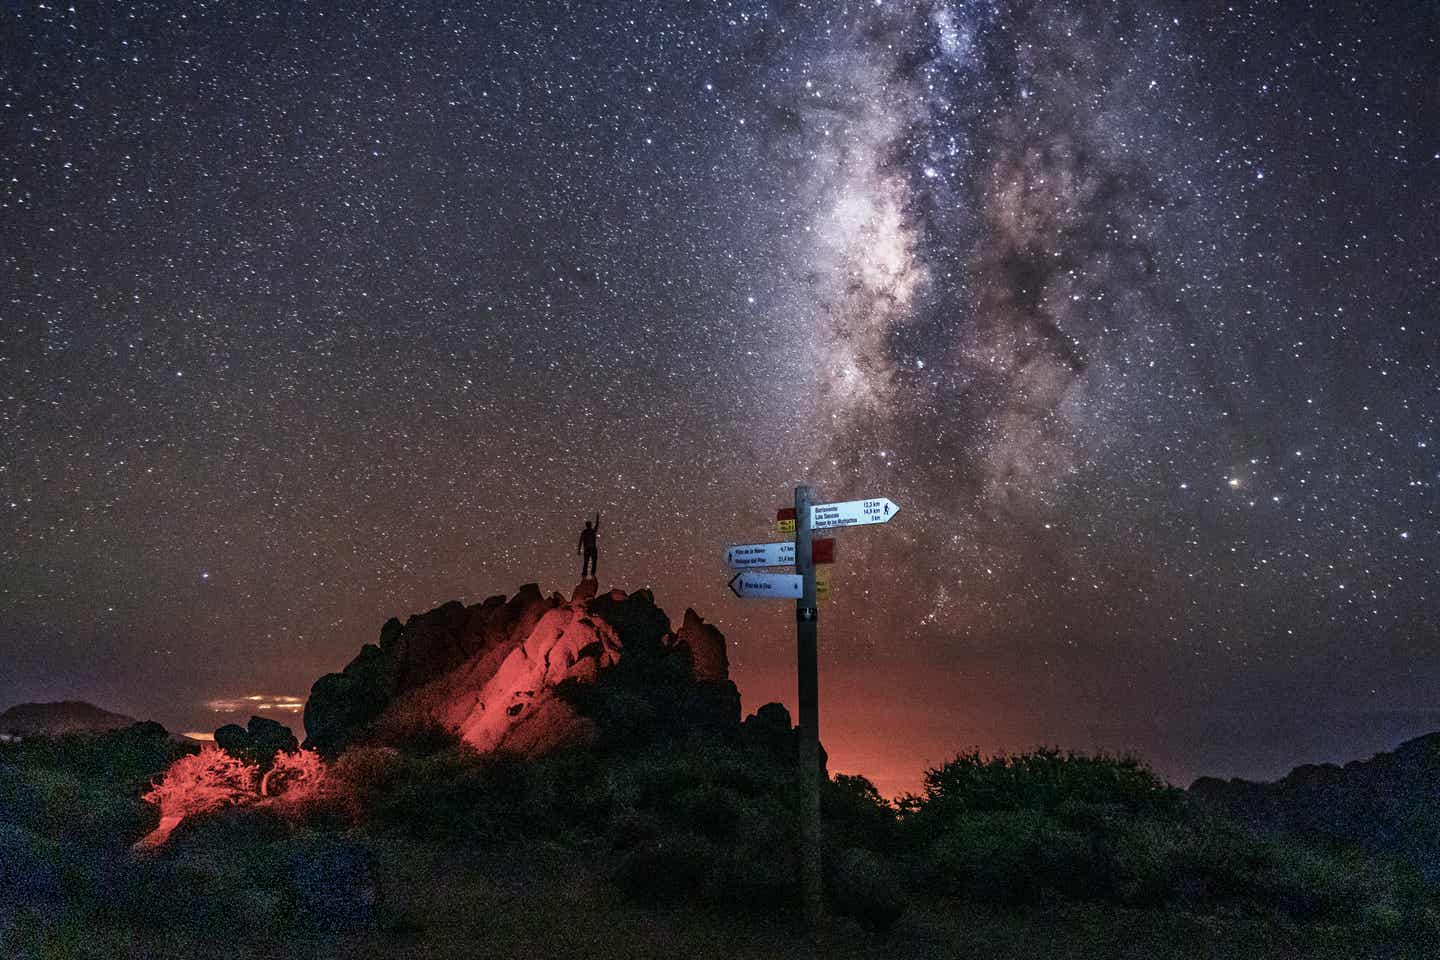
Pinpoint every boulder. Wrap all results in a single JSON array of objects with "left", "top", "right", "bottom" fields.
[
  {"left": 213, "top": 723, "right": 248, "bottom": 755},
  {"left": 586, "top": 590, "right": 671, "bottom": 655},
  {"left": 304, "top": 665, "right": 392, "bottom": 758},
  {"left": 388, "top": 600, "right": 472, "bottom": 689},
  {"left": 248, "top": 715, "right": 299, "bottom": 757},
  {"left": 673, "top": 608, "right": 728, "bottom": 682},
  {"left": 212, "top": 716, "right": 299, "bottom": 767},
  {"left": 741, "top": 702, "right": 828, "bottom": 774},
  {"left": 742, "top": 702, "right": 795, "bottom": 760}
]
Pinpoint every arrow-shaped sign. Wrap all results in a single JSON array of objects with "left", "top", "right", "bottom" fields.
[
  {"left": 725, "top": 538, "right": 836, "bottom": 569},
  {"left": 810, "top": 497, "right": 899, "bottom": 530},
  {"left": 728, "top": 571, "right": 803, "bottom": 599}
]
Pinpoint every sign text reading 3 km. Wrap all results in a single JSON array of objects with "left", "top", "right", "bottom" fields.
[{"left": 809, "top": 497, "right": 899, "bottom": 530}]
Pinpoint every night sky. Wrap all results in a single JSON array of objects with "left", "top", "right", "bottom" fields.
[{"left": 3, "top": 1, "right": 1437, "bottom": 796}]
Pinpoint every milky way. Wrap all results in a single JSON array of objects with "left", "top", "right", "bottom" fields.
[{"left": 2, "top": 1, "right": 1436, "bottom": 794}]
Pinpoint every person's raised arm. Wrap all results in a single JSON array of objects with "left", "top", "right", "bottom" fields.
[{"left": 595, "top": 512, "right": 601, "bottom": 533}]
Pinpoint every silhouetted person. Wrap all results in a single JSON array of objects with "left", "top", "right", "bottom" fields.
[{"left": 578, "top": 512, "right": 600, "bottom": 579}]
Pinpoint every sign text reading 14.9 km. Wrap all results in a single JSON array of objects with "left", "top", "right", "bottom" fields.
[{"left": 809, "top": 497, "right": 899, "bottom": 530}]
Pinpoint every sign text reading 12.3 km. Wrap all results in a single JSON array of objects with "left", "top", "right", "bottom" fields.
[{"left": 809, "top": 497, "right": 899, "bottom": 530}]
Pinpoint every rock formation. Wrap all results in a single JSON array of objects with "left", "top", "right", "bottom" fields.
[{"left": 303, "top": 582, "right": 742, "bottom": 758}]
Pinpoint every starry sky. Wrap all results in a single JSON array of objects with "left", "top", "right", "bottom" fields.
[{"left": 3, "top": 0, "right": 1437, "bottom": 796}]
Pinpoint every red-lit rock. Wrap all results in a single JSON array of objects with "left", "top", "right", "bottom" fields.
[{"left": 304, "top": 580, "right": 740, "bottom": 759}]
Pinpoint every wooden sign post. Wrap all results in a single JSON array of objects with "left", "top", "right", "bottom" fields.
[
  {"left": 794, "top": 484, "right": 822, "bottom": 927},
  {"left": 724, "top": 488, "right": 899, "bottom": 927}
]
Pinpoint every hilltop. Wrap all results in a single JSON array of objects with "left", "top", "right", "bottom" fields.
[
  {"left": 1190, "top": 731, "right": 1440, "bottom": 884},
  {"left": 0, "top": 700, "right": 137, "bottom": 738}
]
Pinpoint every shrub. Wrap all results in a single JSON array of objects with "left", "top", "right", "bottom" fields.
[
  {"left": 143, "top": 748, "right": 258, "bottom": 816},
  {"left": 828, "top": 846, "right": 907, "bottom": 931},
  {"left": 261, "top": 749, "right": 329, "bottom": 801},
  {"left": 0, "top": 764, "right": 150, "bottom": 848},
  {"left": 0, "top": 822, "right": 66, "bottom": 904},
  {"left": 823, "top": 773, "right": 899, "bottom": 855},
  {"left": 383, "top": 717, "right": 463, "bottom": 758},
  {"left": 918, "top": 808, "right": 1093, "bottom": 902},
  {"left": 1105, "top": 817, "right": 1186, "bottom": 906},
  {"left": 614, "top": 830, "right": 717, "bottom": 903},
  {"left": 903, "top": 748, "right": 1182, "bottom": 822},
  {"left": 279, "top": 832, "right": 379, "bottom": 931}
]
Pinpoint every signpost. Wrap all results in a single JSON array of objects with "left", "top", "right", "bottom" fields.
[
  {"left": 793, "top": 485, "right": 822, "bottom": 927},
  {"left": 724, "top": 488, "right": 899, "bottom": 927},
  {"left": 727, "top": 571, "right": 803, "bottom": 599}
]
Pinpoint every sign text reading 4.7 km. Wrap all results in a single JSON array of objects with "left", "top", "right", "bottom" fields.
[{"left": 725, "top": 538, "right": 835, "bottom": 569}]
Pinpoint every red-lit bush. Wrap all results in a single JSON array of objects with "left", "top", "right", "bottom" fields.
[
  {"left": 134, "top": 747, "right": 259, "bottom": 849},
  {"left": 260, "top": 748, "right": 328, "bottom": 801}
]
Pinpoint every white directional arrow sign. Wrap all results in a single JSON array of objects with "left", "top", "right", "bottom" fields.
[
  {"left": 809, "top": 497, "right": 899, "bottom": 530},
  {"left": 728, "top": 571, "right": 804, "bottom": 599},
  {"left": 726, "top": 541, "right": 796, "bottom": 569}
]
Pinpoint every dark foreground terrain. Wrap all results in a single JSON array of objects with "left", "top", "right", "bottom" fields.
[
  {"left": 2, "top": 720, "right": 1438, "bottom": 959},
  {"left": 4, "top": 586, "right": 1439, "bottom": 958}
]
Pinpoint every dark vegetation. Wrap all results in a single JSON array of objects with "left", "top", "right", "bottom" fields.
[
  {"left": 1191, "top": 732, "right": 1440, "bottom": 887},
  {"left": 4, "top": 717, "right": 1439, "bottom": 958},
  {"left": 4, "top": 588, "right": 1437, "bottom": 957}
]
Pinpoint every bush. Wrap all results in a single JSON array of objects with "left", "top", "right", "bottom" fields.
[
  {"left": 893, "top": 747, "right": 1436, "bottom": 924},
  {"left": 0, "top": 822, "right": 66, "bottom": 904},
  {"left": 136, "top": 747, "right": 259, "bottom": 847},
  {"left": 828, "top": 846, "right": 907, "bottom": 931},
  {"left": 261, "top": 749, "right": 329, "bottom": 801},
  {"left": 614, "top": 831, "right": 717, "bottom": 903},
  {"left": 918, "top": 808, "right": 1096, "bottom": 902},
  {"left": 1105, "top": 817, "right": 1186, "bottom": 905},
  {"left": 0, "top": 723, "right": 193, "bottom": 796},
  {"left": 823, "top": 773, "right": 899, "bottom": 855},
  {"left": 382, "top": 717, "right": 463, "bottom": 758},
  {"left": 279, "top": 832, "right": 379, "bottom": 931},
  {"left": 902, "top": 748, "right": 1182, "bottom": 822},
  {"left": 898, "top": 750, "right": 1184, "bottom": 905},
  {"left": 0, "top": 764, "right": 150, "bottom": 848},
  {"left": 1251, "top": 838, "right": 1425, "bottom": 926},
  {"left": 592, "top": 737, "right": 804, "bottom": 911}
]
